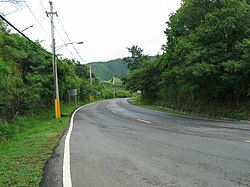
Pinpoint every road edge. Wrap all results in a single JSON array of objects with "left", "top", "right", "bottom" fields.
[{"left": 63, "top": 103, "right": 93, "bottom": 187}]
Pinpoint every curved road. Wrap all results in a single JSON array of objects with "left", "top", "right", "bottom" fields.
[{"left": 41, "top": 99, "right": 250, "bottom": 187}]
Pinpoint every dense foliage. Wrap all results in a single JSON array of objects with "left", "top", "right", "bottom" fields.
[
  {"left": 124, "top": 0, "right": 250, "bottom": 118},
  {"left": 0, "top": 19, "right": 116, "bottom": 122}
]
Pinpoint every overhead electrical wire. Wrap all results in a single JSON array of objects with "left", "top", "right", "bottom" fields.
[
  {"left": 0, "top": 0, "right": 22, "bottom": 16},
  {"left": 56, "top": 16, "right": 85, "bottom": 63},
  {"left": 36, "top": 0, "right": 77, "bottom": 61},
  {"left": 2, "top": 0, "right": 84, "bottom": 63},
  {"left": 23, "top": 0, "right": 50, "bottom": 38},
  {"left": 38, "top": 0, "right": 84, "bottom": 62},
  {"left": 0, "top": 14, "right": 51, "bottom": 55},
  {"left": 54, "top": 25, "right": 77, "bottom": 61},
  {"left": 4, "top": 7, "right": 22, "bottom": 16},
  {"left": 21, "top": 17, "right": 47, "bottom": 32},
  {"left": 38, "top": 0, "right": 47, "bottom": 12}
]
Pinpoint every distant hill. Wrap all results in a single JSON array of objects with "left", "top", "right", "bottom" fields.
[{"left": 89, "top": 59, "right": 129, "bottom": 80}]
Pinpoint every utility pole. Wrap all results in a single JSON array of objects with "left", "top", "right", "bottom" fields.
[
  {"left": 112, "top": 75, "right": 115, "bottom": 99},
  {"left": 46, "top": 1, "right": 61, "bottom": 119},
  {"left": 89, "top": 65, "right": 92, "bottom": 85},
  {"left": 89, "top": 65, "right": 94, "bottom": 102}
]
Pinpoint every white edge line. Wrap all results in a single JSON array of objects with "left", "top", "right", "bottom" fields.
[
  {"left": 63, "top": 104, "right": 89, "bottom": 187},
  {"left": 137, "top": 119, "right": 151, "bottom": 124}
]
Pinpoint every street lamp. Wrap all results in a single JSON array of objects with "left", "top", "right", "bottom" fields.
[
  {"left": 21, "top": 25, "right": 34, "bottom": 32},
  {"left": 56, "top": 42, "right": 84, "bottom": 51}
]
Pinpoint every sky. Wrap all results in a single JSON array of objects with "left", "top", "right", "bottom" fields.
[{"left": 1, "top": 0, "right": 181, "bottom": 63}]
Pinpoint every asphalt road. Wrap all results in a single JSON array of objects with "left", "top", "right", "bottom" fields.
[{"left": 41, "top": 99, "right": 250, "bottom": 187}]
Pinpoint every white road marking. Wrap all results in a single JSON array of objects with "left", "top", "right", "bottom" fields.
[
  {"left": 137, "top": 119, "right": 152, "bottom": 124},
  {"left": 63, "top": 105, "right": 87, "bottom": 187}
]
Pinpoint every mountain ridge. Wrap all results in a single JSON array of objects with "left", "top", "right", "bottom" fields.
[{"left": 88, "top": 58, "right": 129, "bottom": 80}]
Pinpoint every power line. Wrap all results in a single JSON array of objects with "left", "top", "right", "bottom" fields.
[
  {"left": 56, "top": 16, "right": 85, "bottom": 63},
  {"left": 35, "top": 0, "right": 77, "bottom": 61},
  {"left": 23, "top": 0, "right": 50, "bottom": 38},
  {"left": 0, "top": 12, "right": 81, "bottom": 63},
  {"left": 38, "top": 0, "right": 85, "bottom": 62},
  {"left": 21, "top": 17, "right": 47, "bottom": 32},
  {"left": 0, "top": 0, "right": 22, "bottom": 4},
  {"left": 38, "top": 0, "right": 47, "bottom": 12},
  {"left": 3, "top": 6, "right": 22, "bottom": 16},
  {"left": 38, "top": 0, "right": 84, "bottom": 62},
  {"left": 54, "top": 25, "right": 77, "bottom": 60},
  {"left": 0, "top": 14, "right": 51, "bottom": 55},
  {"left": 20, "top": 0, "right": 84, "bottom": 63}
]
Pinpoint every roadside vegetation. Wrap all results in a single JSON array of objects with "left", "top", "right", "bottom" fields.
[
  {"left": 101, "top": 77, "right": 131, "bottom": 98},
  {"left": 0, "top": 104, "right": 78, "bottom": 186},
  {"left": 124, "top": 0, "right": 250, "bottom": 121},
  {"left": 128, "top": 97, "right": 249, "bottom": 121}
]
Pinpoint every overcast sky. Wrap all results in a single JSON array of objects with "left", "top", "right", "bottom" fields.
[{"left": 1, "top": 0, "right": 181, "bottom": 63}]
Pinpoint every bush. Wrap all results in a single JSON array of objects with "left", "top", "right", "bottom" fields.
[{"left": 115, "top": 90, "right": 132, "bottom": 98}]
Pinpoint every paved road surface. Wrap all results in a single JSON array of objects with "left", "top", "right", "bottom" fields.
[{"left": 41, "top": 99, "right": 250, "bottom": 187}]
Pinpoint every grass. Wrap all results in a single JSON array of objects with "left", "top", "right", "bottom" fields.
[
  {"left": 128, "top": 98, "right": 186, "bottom": 116},
  {"left": 128, "top": 98, "right": 250, "bottom": 121},
  {"left": 0, "top": 104, "right": 80, "bottom": 186}
]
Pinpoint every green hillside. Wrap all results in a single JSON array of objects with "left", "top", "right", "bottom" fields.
[{"left": 89, "top": 59, "right": 129, "bottom": 80}]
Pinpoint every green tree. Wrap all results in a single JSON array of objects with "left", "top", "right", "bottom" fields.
[
  {"left": 123, "top": 45, "right": 149, "bottom": 71},
  {"left": 0, "top": 23, "right": 27, "bottom": 121},
  {"left": 160, "top": 0, "right": 250, "bottom": 103},
  {"left": 125, "top": 58, "right": 161, "bottom": 100}
]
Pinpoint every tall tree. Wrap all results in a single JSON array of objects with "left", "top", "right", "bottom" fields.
[
  {"left": 123, "top": 45, "right": 149, "bottom": 71},
  {"left": 125, "top": 57, "right": 161, "bottom": 100}
]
